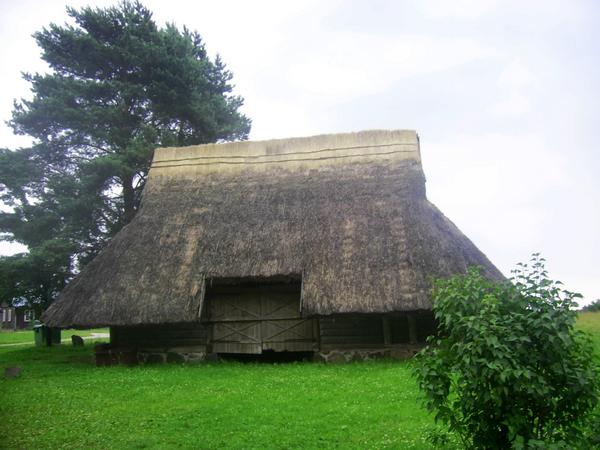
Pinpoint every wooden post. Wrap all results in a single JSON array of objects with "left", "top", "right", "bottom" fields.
[
  {"left": 382, "top": 316, "right": 391, "bottom": 346},
  {"left": 408, "top": 315, "right": 418, "bottom": 344},
  {"left": 312, "top": 318, "right": 321, "bottom": 351}
]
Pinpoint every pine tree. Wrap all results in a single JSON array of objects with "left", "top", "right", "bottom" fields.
[{"left": 0, "top": 1, "right": 250, "bottom": 311}]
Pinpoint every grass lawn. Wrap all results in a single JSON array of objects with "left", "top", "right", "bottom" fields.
[
  {"left": 0, "top": 313, "right": 597, "bottom": 449},
  {"left": 0, "top": 328, "right": 109, "bottom": 345},
  {"left": 577, "top": 311, "right": 600, "bottom": 357},
  {"left": 0, "top": 345, "right": 451, "bottom": 450}
]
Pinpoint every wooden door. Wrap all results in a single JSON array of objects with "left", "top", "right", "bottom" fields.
[
  {"left": 259, "top": 286, "right": 315, "bottom": 352},
  {"left": 207, "top": 283, "right": 315, "bottom": 354},
  {"left": 209, "top": 288, "right": 263, "bottom": 354}
]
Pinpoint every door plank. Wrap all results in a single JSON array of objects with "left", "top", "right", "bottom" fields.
[{"left": 208, "top": 283, "right": 314, "bottom": 354}]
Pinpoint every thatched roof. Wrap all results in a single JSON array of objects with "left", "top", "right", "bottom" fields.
[{"left": 43, "top": 130, "right": 503, "bottom": 328}]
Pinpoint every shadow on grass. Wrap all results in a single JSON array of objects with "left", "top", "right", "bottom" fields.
[{"left": 218, "top": 350, "right": 314, "bottom": 363}]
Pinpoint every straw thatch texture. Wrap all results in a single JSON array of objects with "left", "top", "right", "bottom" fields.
[{"left": 43, "top": 130, "right": 503, "bottom": 328}]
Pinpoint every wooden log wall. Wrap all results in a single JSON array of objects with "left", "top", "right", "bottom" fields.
[
  {"left": 111, "top": 322, "right": 208, "bottom": 349},
  {"left": 110, "top": 312, "right": 437, "bottom": 354},
  {"left": 415, "top": 313, "right": 437, "bottom": 342},
  {"left": 318, "top": 315, "right": 384, "bottom": 350},
  {"left": 318, "top": 312, "right": 436, "bottom": 350}
]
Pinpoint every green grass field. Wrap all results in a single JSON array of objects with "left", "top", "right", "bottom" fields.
[
  {"left": 0, "top": 328, "right": 109, "bottom": 345},
  {"left": 576, "top": 311, "right": 600, "bottom": 357},
  {"left": 0, "top": 346, "right": 450, "bottom": 449},
  {"left": 0, "top": 313, "right": 598, "bottom": 449}
]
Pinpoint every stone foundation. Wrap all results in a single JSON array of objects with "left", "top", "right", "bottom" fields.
[
  {"left": 138, "top": 347, "right": 207, "bottom": 364},
  {"left": 313, "top": 345, "right": 423, "bottom": 363},
  {"left": 96, "top": 344, "right": 423, "bottom": 365},
  {"left": 94, "top": 344, "right": 138, "bottom": 366},
  {"left": 95, "top": 344, "right": 208, "bottom": 365}
]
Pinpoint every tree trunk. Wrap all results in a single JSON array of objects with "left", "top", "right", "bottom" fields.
[{"left": 122, "top": 173, "right": 136, "bottom": 225}]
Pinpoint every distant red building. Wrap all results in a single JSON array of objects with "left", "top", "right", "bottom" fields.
[{"left": 0, "top": 303, "right": 35, "bottom": 330}]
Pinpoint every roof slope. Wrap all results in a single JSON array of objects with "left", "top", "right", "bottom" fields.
[{"left": 43, "top": 130, "right": 503, "bottom": 328}]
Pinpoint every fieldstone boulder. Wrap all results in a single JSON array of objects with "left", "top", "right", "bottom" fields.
[
  {"left": 71, "top": 335, "right": 84, "bottom": 346},
  {"left": 5, "top": 367, "right": 22, "bottom": 379}
]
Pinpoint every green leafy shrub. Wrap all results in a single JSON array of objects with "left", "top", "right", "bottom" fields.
[{"left": 415, "top": 254, "right": 599, "bottom": 449}]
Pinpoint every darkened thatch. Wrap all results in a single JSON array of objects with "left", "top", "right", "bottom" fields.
[{"left": 43, "top": 130, "right": 503, "bottom": 328}]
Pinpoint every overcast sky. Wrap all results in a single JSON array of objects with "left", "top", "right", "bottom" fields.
[{"left": 0, "top": 0, "right": 598, "bottom": 305}]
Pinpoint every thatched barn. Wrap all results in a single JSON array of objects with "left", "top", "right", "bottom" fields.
[{"left": 42, "top": 130, "right": 502, "bottom": 363}]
